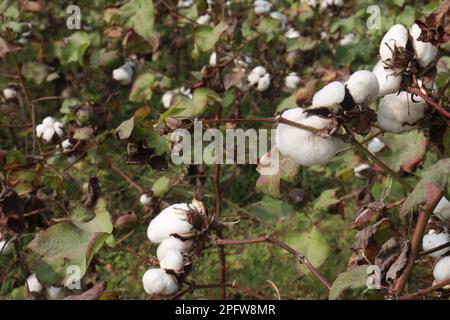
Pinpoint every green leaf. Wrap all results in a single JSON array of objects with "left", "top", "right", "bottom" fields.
[
  {"left": 129, "top": 73, "right": 155, "bottom": 103},
  {"left": 72, "top": 198, "right": 113, "bottom": 234},
  {"left": 249, "top": 196, "right": 293, "bottom": 222},
  {"left": 194, "top": 21, "right": 228, "bottom": 52},
  {"left": 257, "top": 17, "right": 281, "bottom": 42},
  {"left": 163, "top": 87, "right": 220, "bottom": 118},
  {"left": 151, "top": 177, "right": 170, "bottom": 197},
  {"left": 313, "top": 189, "right": 339, "bottom": 211},
  {"left": 329, "top": 265, "right": 369, "bottom": 300},
  {"left": 112, "top": 0, "right": 154, "bottom": 42},
  {"left": 287, "top": 36, "right": 317, "bottom": 52},
  {"left": 61, "top": 32, "right": 91, "bottom": 66}
]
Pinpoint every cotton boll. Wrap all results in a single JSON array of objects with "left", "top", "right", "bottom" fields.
[
  {"left": 275, "top": 108, "right": 338, "bottom": 166},
  {"left": 372, "top": 60, "right": 402, "bottom": 96},
  {"left": 285, "top": 28, "right": 300, "bottom": 39},
  {"left": 367, "top": 137, "right": 386, "bottom": 154},
  {"left": 433, "top": 256, "right": 450, "bottom": 283},
  {"left": 26, "top": 274, "right": 43, "bottom": 293},
  {"left": 139, "top": 193, "right": 153, "bottom": 206},
  {"left": 112, "top": 63, "right": 133, "bottom": 85},
  {"left": 142, "top": 268, "right": 167, "bottom": 295},
  {"left": 247, "top": 72, "right": 260, "bottom": 86},
  {"left": 257, "top": 74, "right": 271, "bottom": 92},
  {"left": 434, "top": 197, "right": 450, "bottom": 222},
  {"left": 254, "top": 0, "right": 272, "bottom": 14},
  {"left": 379, "top": 24, "right": 409, "bottom": 63},
  {"left": 36, "top": 124, "right": 46, "bottom": 138},
  {"left": 3, "top": 88, "right": 18, "bottom": 100},
  {"left": 285, "top": 73, "right": 300, "bottom": 91},
  {"left": 42, "top": 127, "right": 55, "bottom": 143},
  {"left": 209, "top": 52, "right": 217, "bottom": 66},
  {"left": 177, "top": 0, "right": 194, "bottom": 8},
  {"left": 157, "top": 236, "right": 192, "bottom": 262},
  {"left": 42, "top": 116, "right": 56, "bottom": 128},
  {"left": 53, "top": 122, "right": 64, "bottom": 138},
  {"left": 311, "top": 81, "right": 346, "bottom": 112},
  {"left": 269, "top": 12, "right": 287, "bottom": 29},
  {"left": 147, "top": 203, "right": 195, "bottom": 243},
  {"left": 422, "top": 232, "right": 450, "bottom": 258},
  {"left": 377, "top": 92, "right": 427, "bottom": 133},
  {"left": 410, "top": 24, "right": 438, "bottom": 68},
  {"left": 354, "top": 164, "right": 371, "bottom": 179},
  {"left": 160, "top": 249, "right": 184, "bottom": 273},
  {"left": 61, "top": 139, "right": 73, "bottom": 152},
  {"left": 46, "top": 286, "right": 62, "bottom": 300},
  {"left": 346, "top": 70, "right": 379, "bottom": 105},
  {"left": 162, "top": 91, "right": 174, "bottom": 109},
  {"left": 162, "top": 274, "right": 179, "bottom": 295},
  {"left": 252, "top": 66, "right": 267, "bottom": 77},
  {"left": 339, "top": 33, "right": 356, "bottom": 46},
  {"left": 0, "top": 239, "right": 13, "bottom": 255},
  {"left": 196, "top": 14, "right": 211, "bottom": 25},
  {"left": 178, "top": 87, "right": 192, "bottom": 99}
]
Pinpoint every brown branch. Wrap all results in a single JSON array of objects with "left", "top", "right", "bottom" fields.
[
  {"left": 392, "top": 190, "right": 443, "bottom": 294},
  {"left": 31, "top": 96, "right": 64, "bottom": 104},
  {"left": 399, "top": 278, "right": 450, "bottom": 300},
  {"left": 101, "top": 155, "right": 144, "bottom": 193},
  {"left": 215, "top": 236, "right": 331, "bottom": 290},
  {"left": 407, "top": 87, "right": 450, "bottom": 119}
]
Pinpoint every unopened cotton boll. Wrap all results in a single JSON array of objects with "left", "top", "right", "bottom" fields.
[
  {"left": 410, "top": 24, "right": 438, "bottom": 68},
  {"left": 379, "top": 24, "right": 409, "bottom": 63},
  {"left": 147, "top": 203, "right": 195, "bottom": 243},
  {"left": 209, "top": 52, "right": 217, "bottom": 66},
  {"left": 284, "top": 73, "right": 300, "bottom": 91},
  {"left": 377, "top": 92, "right": 427, "bottom": 133},
  {"left": 433, "top": 256, "right": 450, "bottom": 283},
  {"left": 372, "top": 60, "right": 402, "bottom": 96},
  {"left": 257, "top": 74, "right": 271, "bottom": 92},
  {"left": 46, "top": 286, "right": 62, "bottom": 300},
  {"left": 159, "top": 249, "right": 184, "bottom": 273},
  {"left": 157, "top": 236, "right": 192, "bottom": 261},
  {"left": 140, "top": 193, "right": 152, "bottom": 206},
  {"left": 162, "top": 91, "right": 174, "bottom": 109},
  {"left": 275, "top": 108, "right": 338, "bottom": 166},
  {"left": 254, "top": 0, "right": 272, "bottom": 14},
  {"left": 434, "top": 197, "right": 450, "bottom": 222},
  {"left": 422, "top": 232, "right": 450, "bottom": 258},
  {"left": 367, "top": 137, "right": 385, "bottom": 154},
  {"left": 196, "top": 14, "right": 211, "bottom": 25},
  {"left": 311, "top": 81, "right": 346, "bottom": 112},
  {"left": 346, "top": 70, "right": 379, "bottom": 105},
  {"left": 142, "top": 268, "right": 179, "bottom": 295},
  {"left": 112, "top": 63, "right": 133, "bottom": 85},
  {"left": 26, "top": 274, "right": 43, "bottom": 293},
  {"left": 3, "top": 88, "right": 18, "bottom": 100},
  {"left": 285, "top": 28, "right": 300, "bottom": 39}
]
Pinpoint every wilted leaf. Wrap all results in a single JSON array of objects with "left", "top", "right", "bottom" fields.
[
  {"left": 329, "top": 265, "right": 369, "bottom": 300},
  {"left": 374, "top": 237, "right": 409, "bottom": 280},
  {"left": 352, "top": 218, "right": 392, "bottom": 251},
  {"left": 115, "top": 117, "right": 135, "bottom": 140},
  {"left": 65, "top": 282, "right": 106, "bottom": 300}
]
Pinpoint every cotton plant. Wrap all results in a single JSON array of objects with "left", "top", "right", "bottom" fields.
[
  {"left": 253, "top": 0, "right": 272, "bottom": 14},
  {"left": 112, "top": 62, "right": 134, "bottom": 85},
  {"left": 36, "top": 117, "right": 64, "bottom": 143}
]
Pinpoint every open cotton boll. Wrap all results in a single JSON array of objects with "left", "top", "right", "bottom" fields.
[
  {"left": 42, "top": 127, "right": 55, "bottom": 143},
  {"left": 285, "top": 73, "right": 300, "bottom": 91},
  {"left": 196, "top": 14, "right": 211, "bottom": 25},
  {"left": 339, "top": 33, "right": 356, "bottom": 46},
  {"left": 254, "top": 0, "right": 272, "bottom": 14},
  {"left": 61, "top": 139, "right": 73, "bottom": 152},
  {"left": 0, "top": 239, "right": 13, "bottom": 255},
  {"left": 139, "top": 193, "right": 153, "bottom": 206},
  {"left": 346, "top": 70, "right": 379, "bottom": 105},
  {"left": 257, "top": 74, "right": 271, "bottom": 92},
  {"left": 46, "top": 286, "right": 62, "bottom": 300},
  {"left": 275, "top": 108, "right": 338, "bottom": 166},
  {"left": 354, "top": 164, "right": 371, "bottom": 179},
  {"left": 26, "top": 274, "right": 43, "bottom": 293},
  {"left": 379, "top": 24, "right": 409, "bottom": 63},
  {"left": 410, "top": 24, "right": 438, "bottom": 68},
  {"left": 3, "top": 88, "right": 18, "bottom": 100},
  {"left": 434, "top": 197, "right": 450, "bottom": 221},
  {"left": 372, "top": 60, "right": 402, "bottom": 96},
  {"left": 42, "top": 116, "right": 56, "bottom": 128},
  {"left": 112, "top": 63, "right": 133, "bottom": 85},
  {"left": 367, "top": 137, "right": 386, "bottom": 154},
  {"left": 142, "top": 268, "right": 168, "bottom": 295},
  {"left": 162, "top": 274, "right": 179, "bottom": 295},
  {"left": 157, "top": 236, "right": 192, "bottom": 262},
  {"left": 36, "top": 124, "right": 46, "bottom": 138},
  {"left": 209, "top": 52, "right": 217, "bottom": 66},
  {"left": 422, "top": 232, "right": 450, "bottom": 258},
  {"left": 162, "top": 91, "right": 174, "bottom": 109},
  {"left": 147, "top": 203, "right": 195, "bottom": 243},
  {"left": 247, "top": 72, "right": 260, "bottom": 86},
  {"left": 269, "top": 12, "right": 287, "bottom": 29},
  {"left": 311, "top": 81, "right": 345, "bottom": 112},
  {"left": 377, "top": 92, "right": 427, "bottom": 133},
  {"left": 53, "top": 121, "right": 64, "bottom": 138},
  {"left": 159, "top": 249, "right": 184, "bottom": 273},
  {"left": 433, "top": 256, "right": 450, "bottom": 283},
  {"left": 285, "top": 28, "right": 300, "bottom": 39},
  {"left": 177, "top": 0, "right": 194, "bottom": 8},
  {"left": 252, "top": 66, "right": 267, "bottom": 77}
]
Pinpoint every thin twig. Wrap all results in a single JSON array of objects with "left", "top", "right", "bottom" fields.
[
  {"left": 407, "top": 87, "right": 450, "bottom": 119},
  {"left": 399, "top": 278, "right": 450, "bottom": 300},
  {"left": 101, "top": 155, "right": 144, "bottom": 193}
]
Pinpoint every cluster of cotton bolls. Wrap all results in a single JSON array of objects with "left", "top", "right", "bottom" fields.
[
  {"left": 36, "top": 117, "right": 64, "bottom": 143},
  {"left": 162, "top": 87, "right": 193, "bottom": 109},
  {"left": 143, "top": 203, "right": 202, "bottom": 296},
  {"left": 374, "top": 23, "right": 439, "bottom": 133},
  {"left": 25, "top": 274, "right": 62, "bottom": 299},
  {"left": 112, "top": 62, "right": 134, "bottom": 85},
  {"left": 248, "top": 66, "right": 271, "bottom": 92}
]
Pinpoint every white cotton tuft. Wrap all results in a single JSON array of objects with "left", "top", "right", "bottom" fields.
[
  {"left": 53, "top": 122, "right": 64, "bottom": 138},
  {"left": 157, "top": 236, "right": 192, "bottom": 262},
  {"left": 284, "top": 72, "right": 300, "bottom": 91},
  {"left": 112, "top": 63, "right": 133, "bottom": 85},
  {"left": 42, "top": 127, "right": 55, "bottom": 143},
  {"left": 142, "top": 268, "right": 179, "bottom": 295},
  {"left": 247, "top": 72, "right": 260, "bottom": 86},
  {"left": 26, "top": 274, "right": 43, "bottom": 293},
  {"left": 346, "top": 70, "right": 379, "bottom": 105},
  {"left": 209, "top": 52, "right": 217, "bottom": 66},
  {"left": 140, "top": 193, "right": 153, "bottom": 206},
  {"left": 256, "top": 74, "right": 271, "bottom": 91},
  {"left": 275, "top": 108, "right": 338, "bottom": 166},
  {"left": 177, "top": 0, "right": 194, "bottom": 8},
  {"left": 42, "top": 116, "right": 56, "bottom": 128},
  {"left": 0, "top": 239, "right": 13, "bottom": 255},
  {"left": 252, "top": 66, "right": 267, "bottom": 77},
  {"left": 159, "top": 249, "right": 184, "bottom": 273},
  {"left": 367, "top": 137, "right": 386, "bottom": 154},
  {"left": 410, "top": 24, "right": 439, "bottom": 68},
  {"left": 196, "top": 14, "right": 211, "bottom": 25},
  {"left": 422, "top": 232, "right": 450, "bottom": 258},
  {"left": 254, "top": 0, "right": 272, "bottom": 14},
  {"left": 434, "top": 197, "right": 450, "bottom": 222},
  {"left": 339, "top": 33, "right": 356, "bottom": 46},
  {"left": 3, "top": 88, "right": 18, "bottom": 100},
  {"left": 147, "top": 203, "right": 195, "bottom": 243},
  {"left": 46, "top": 286, "right": 62, "bottom": 300},
  {"left": 377, "top": 91, "right": 427, "bottom": 133},
  {"left": 354, "top": 164, "right": 371, "bottom": 179},
  {"left": 433, "top": 256, "right": 450, "bottom": 283},
  {"left": 269, "top": 12, "right": 287, "bottom": 29},
  {"left": 311, "top": 81, "right": 345, "bottom": 112},
  {"left": 61, "top": 139, "right": 73, "bottom": 152},
  {"left": 162, "top": 91, "right": 174, "bottom": 109},
  {"left": 372, "top": 60, "right": 402, "bottom": 96},
  {"left": 36, "top": 124, "right": 46, "bottom": 138},
  {"left": 379, "top": 24, "right": 409, "bottom": 63},
  {"left": 285, "top": 28, "right": 300, "bottom": 39}
]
